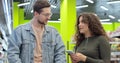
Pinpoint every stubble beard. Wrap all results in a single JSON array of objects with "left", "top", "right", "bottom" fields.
[{"left": 37, "top": 20, "right": 46, "bottom": 25}]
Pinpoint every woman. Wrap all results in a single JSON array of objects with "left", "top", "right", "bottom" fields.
[{"left": 70, "top": 13, "right": 110, "bottom": 63}]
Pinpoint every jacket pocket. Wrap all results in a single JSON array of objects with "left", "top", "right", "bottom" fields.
[
  {"left": 42, "top": 41, "right": 54, "bottom": 63},
  {"left": 20, "top": 39, "right": 34, "bottom": 63}
]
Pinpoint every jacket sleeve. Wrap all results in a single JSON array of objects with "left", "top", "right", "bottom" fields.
[
  {"left": 7, "top": 27, "right": 22, "bottom": 63},
  {"left": 54, "top": 31, "right": 66, "bottom": 63},
  {"left": 85, "top": 36, "right": 111, "bottom": 63}
]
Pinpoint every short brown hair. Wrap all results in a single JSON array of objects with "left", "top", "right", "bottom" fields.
[{"left": 33, "top": 0, "right": 50, "bottom": 13}]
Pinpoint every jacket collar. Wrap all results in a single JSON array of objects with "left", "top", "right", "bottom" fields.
[{"left": 24, "top": 22, "right": 50, "bottom": 33}]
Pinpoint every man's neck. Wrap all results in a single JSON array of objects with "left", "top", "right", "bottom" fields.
[{"left": 31, "top": 19, "right": 44, "bottom": 30}]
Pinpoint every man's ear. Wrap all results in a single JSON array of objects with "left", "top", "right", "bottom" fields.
[{"left": 34, "top": 11, "right": 39, "bottom": 16}]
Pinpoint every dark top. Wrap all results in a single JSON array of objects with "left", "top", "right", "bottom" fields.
[{"left": 76, "top": 36, "right": 111, "bottom": 63}]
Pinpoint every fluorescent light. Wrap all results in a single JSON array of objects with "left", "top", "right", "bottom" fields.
[
  {"left": 118, "top": 19, "right": 120, "bottom": 22},
  {"left": 107, "top": 1, "right": 120, "bottom": 4},
  {"left": 51, "top": 5, "right": 57, "bottom": 8},
  {"left": 17, "top": 2, "right": 30, "bottom": 7},
  {"left": 31, "top": 10, "right": 33, "bottom": 13},
  {"left": 76, "top": 5, "right": 88, "bottom": 9},
  {"left": 58, "top": 18, "right": 61, "bottom": 21},
  {"left": 86, "top": 0, "right": 94, "bottom": 3},
  {"left": 100, "top": 19, "right": 110, "bottom": 22},
  {"left": 108, "top": 15, "right": 115, "bottom": 19},
  {"left": 100, "top": 6, "right": 108, "bottom": 11},
  {"left": 101, "top": 22, "right": 112, "bottom": 24}
]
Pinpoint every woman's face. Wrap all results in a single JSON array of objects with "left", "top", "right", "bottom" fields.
[{"left": 78, "top": 17, "right": 90, "bottom": 34}]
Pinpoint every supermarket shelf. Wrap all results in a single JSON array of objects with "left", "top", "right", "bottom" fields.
[
  {"left": 110, "top": 42, "right": 120, "bottom": 44},
  {"left": 111, "top": 58, "right": 120, "bottom": 61},
  {"left": 110, "top": 41, "right": 120, "bottom": 62},
  {"left": 111, "top": 52, "right": 120, "bottom": 55},
  {"left": 110, "top": 32, "right": 120, "bottom": 38}
]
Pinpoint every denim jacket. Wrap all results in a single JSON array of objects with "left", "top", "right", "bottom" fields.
[{"left": 7, "top": 23, "right": 66, "bottom": 63}]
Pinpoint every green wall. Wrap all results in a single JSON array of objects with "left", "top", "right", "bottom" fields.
[
  {"left": 13, "top": 2, "right": 19, "bottom": 28},
  {"left": 60, "top": 0, "right": 76, "bottom": 63},
  {"left": 102, "top": 22, "right": 120, "bottom": 32},
  {"left": 102, "top": 23, "right": 114, "bottom": 31},
  {"left": 48, "top": 22, "right": 61, "bottom": 33},
  {"left": 113, "top": 22, "right": 120, "bottom": 30}
]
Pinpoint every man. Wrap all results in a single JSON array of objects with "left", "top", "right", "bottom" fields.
[{"left": 7, "top": 0, "right": 66, "bottom": 63}]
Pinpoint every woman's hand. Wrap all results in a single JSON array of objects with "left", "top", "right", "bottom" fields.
[
  {"left": 70, "top": 54, "right": 78, "bottom": 63},
  {"left": 70, "top": 53, "right": 87, "bottom": 63},
  {"left": 75, "top": 53, "right": 87, "bottom": 62}
]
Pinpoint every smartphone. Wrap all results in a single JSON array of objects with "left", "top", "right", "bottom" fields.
[{"left": 66, "top": 50, "right": 74, "bottom": 55}]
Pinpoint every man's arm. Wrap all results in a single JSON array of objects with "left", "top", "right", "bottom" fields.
[
  {"left": 7, "top": 28, "right": 22, "bottom": 63},
  {"left": 54, "top": 32, "right": 66, "bottom": 63}
]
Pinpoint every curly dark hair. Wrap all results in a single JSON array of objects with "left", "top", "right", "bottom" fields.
[{"left": 74, "top": 12, "right": 109, "bottom": 47}]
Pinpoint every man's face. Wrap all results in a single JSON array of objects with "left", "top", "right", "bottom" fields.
[{"left": 35, "top": 7, "right": 52, "bottom": 25}]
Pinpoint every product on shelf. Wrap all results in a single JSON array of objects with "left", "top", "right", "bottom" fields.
[{"left": 110, "top": 26, "right": 120, "bottom": 38}]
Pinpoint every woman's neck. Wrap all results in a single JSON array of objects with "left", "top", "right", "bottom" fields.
[{"left": 84, "top": 31, "right": 92, "bottom": 38}]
